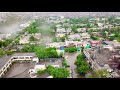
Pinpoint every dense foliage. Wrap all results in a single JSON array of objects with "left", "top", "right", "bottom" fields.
[
  {"left": 35, "top": 47, "right": 58, "bottom": 59},
  {"left": 64, "top": 47, "right": 77, "bottom": 53},
  {"left": 46, "top": 65, "right": 70, "bottom": 78},
  {"left": 75, "top": 54, "right": 89, "bottom": 75},
  {"left": 62, "top": 59, "right": 67, "bottom": 68},
  {"left": 93, "top": 70, "right": 109, "bottom": 78},
  {"left": 0, "top": 39, "right": 13, "bottom": 48},
  {"left": 29, "top": 36, "right": 37, "bottom": 41},
  {"left": 37, "top": 69, "right": 46, "bottom": 76},
  {"left": 60, "top": 36, "right": 66, "bottom": 42}
]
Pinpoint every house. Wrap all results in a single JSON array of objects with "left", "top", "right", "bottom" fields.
[
  {"left": 68, "top": 34, "right": 81, "bottom": 40},
  {"left": 0, "top": 34, "right": 6, "bottom": 40},
  {"left": 80, "top": 33, "right": 90, "bottom": 39},
  {"left": 56, "top": 28, "right": 66, "bottom": 33},
  {"left": 19, "top": 33, "right": 41, "bottom": 44},
  {"left": 33, "top": 33, "right": 41, "bottom": 39},
  {"left": 66, "top": 28, "right": 72, "bottom": 34},
  {"left": 97, "top": 23, "right": 104, "bottom": 27},
  {"left": 92, "top": 32, "right": 100, "bottom": 37},
  {"left": 56, "top": 33, "right": 65, "bottom": 38},
  {"left": 89, "top": 40, "right": 101, "bottom": 46},
  {"left": 46, "top": 42, "right": 60, "bottom": 48},
  {"left": 19, "top": 34, "right": 31, "bottom": 44},
  {"left": 77, "top": 28, "right": 86, "bottom": 32},
  {"left": 65, "top": 40, "right": 76, "bottom": 47}
]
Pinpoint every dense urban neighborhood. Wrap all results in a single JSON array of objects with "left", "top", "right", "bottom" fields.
[{"left": 0, "top": 12, "right": 120, "bottom": 78}]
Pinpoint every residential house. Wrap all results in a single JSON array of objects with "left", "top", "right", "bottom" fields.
[
  {"left": 97, "top": 23, "right": 104, "bottom": 28},
  {"left": 33, "top": 33, "right": 41, "bottom": 40},
  {"left": 19, "top": 34, "right": 31, "bottom": 44},
  {"left": 56, "top": 33, "right": 65, "bottom": 38},
  {"left": 77, "top": 28, "right": 86, "bottom": 33},
  {"left": 56, "top": 27, "right": 66, "bottom": 34},
  {"left": 80, "top": 33, "right": 90, "bottom": 39},
  {"left": 89, "top": 40, "right": 101, "bottom": 46},
  {"left": 68, "top": 34, "right": 81, "bottom": 40},
  {"left": 66, "top": 28, "right": 72, "bottom": 34}
]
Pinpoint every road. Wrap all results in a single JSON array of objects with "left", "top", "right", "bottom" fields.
[{"left": 64, "top": 51, "right": 81, "bottom": 78}]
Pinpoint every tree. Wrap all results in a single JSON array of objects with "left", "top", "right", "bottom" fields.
[
  {"left": 0, "top": 49, "right": 5, "bottom": 57},
  {"left": 75, "top": 57, "right": 89, "bottom": 75},
  {"left": 6, "top": 50, "right": 14, "bottom": 55},
  {"left": 14, "top": 37, "right": 20, "bottom": 44},
  {"left": 59, "top": 52, "right": 63, "bottom": 57},
  {"left": 37, "top": 69, "right": 46, "bottom": 76},
  {"left": 65, "top": 47, "right": 77, "bottom": 53},
  {"left": 46, "top": 65, "right": 70, "bottom": 78},
  {"left": 77, "top": 65, "right": 89, "bottom": 75},
  {"left": 62, "top": 59, "right": 67, "bottom": 68},
  {"left": 60, "top": 36, "right": 65, "bottom": 42},
  {"left": 72, "top": 24, "right": 78, "bottom": 33},
  {"left": 52, "top": 37, "right": 57, "bottom": 42},
  {"left": 91, "top": 36, "right": 100, "bottom": 40},
  {"left": 36, "top": 48, "right": 48, "bottom": 59},
  {"left": 77, "top": 54, "right": 85, "bottom": 60},
  {"left": 93, "top": 70, "right": 109, "bottom": 78},
  {"left": 29, "top": 36, "right": 37, "bottom": 41}
]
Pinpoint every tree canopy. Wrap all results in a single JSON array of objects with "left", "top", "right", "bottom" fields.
[{"left": 46, "top": 65, "right": 70, "bottom": 78}]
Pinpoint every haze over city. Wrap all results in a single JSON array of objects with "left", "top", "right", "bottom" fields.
[{"left": 0, "top": 12, "right": 120, "bottom": 78}]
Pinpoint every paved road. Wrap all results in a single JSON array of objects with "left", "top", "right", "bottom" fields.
[{"left": 64, "top": 51, "right": 81, "bottom": 78}]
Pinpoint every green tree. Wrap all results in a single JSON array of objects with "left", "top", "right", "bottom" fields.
[
  {"left": 52, "top": 37, "right": 57, "bottom": 42},
  {"left": 37, "top": 69, "right": 46, "bottom": 76},
  {"left": 0, "top": 49, "right": 5, "bottom": 57},
  {"left": 93, "top": 70, "right": 109, "bottom": 78},
  {"left": 77, "top": 54, "right": 85, "bottom": 60},
  {"left": 65, "top": 47, "right": 77, "bottom": 53},
  {"left": 6, "top": 50, "right": 14, "bottom": 55},
  {"left": 29, "top": 36, "right": 37, "bottom": 41},
  {"left": 77, "top": 65, "right": 89, "bottom": 75},
  {"left": 62, "top": 59, "right": 67, "bottom": 68},
  {"left": 60, "top": 36, "right": 65, "bottom": 42},
  {"left": 72, "top": 24, "right": 78, "bottom": 33},
  {"left": 59, "top": 52, "right": 63, "bottom": 57},
  {"left": 46, "top": 65, "right": 70, "bottom": 78}
]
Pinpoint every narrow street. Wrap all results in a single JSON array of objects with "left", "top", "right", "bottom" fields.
[{"left": 64, "top": 51, "right": 81, "bottom": 78}]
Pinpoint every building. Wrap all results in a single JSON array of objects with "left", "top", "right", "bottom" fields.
[
  {"left": 68, "top": 34, "right": 81, "bottom": 40},
  {"left": 80, "top": 33, "right": 90, "bottom": 39},
  {"left": 33, "top": 33, "right": 41, "bottom": 40},
  {"left": 77, "top": 28, "right": 86, "bottom": 33},
  {"left": 66, "top": 28, "right": 72, "bottom": 34},
  {"left": 56, "top": 33, "right": 65, "bottom": 38},
  {"left": 89, "top": 40, "right": 101, "bottom": 46},
  {"left": 19, "top": 33, "right": 41, "bottom": 44}
]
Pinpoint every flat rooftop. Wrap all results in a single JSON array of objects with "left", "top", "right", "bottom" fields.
[
  {"left": 0, "top": 53, "right": 36, "bottom": 70},
  {"left": 0, "top": 55, "right": 12, "bottom": 69},
  {"left": 13, "top": 53, "right": 36, "bottom": 57},
  {"left": 3, "top": 61, "right": 35, "bottom": 78}
]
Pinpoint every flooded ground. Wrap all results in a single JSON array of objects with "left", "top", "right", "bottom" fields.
[
  {"left": 3, "top": 61, "right": 35, "bottom": 78},
  {"left": 64, "top": 51, "right": 84, "bottom": 78},
  {"left": 3, "top": 58, "right": 62, "bottom": 78},
  {"left": 38, "top": 58, "right": 62, "bottom": 67}
]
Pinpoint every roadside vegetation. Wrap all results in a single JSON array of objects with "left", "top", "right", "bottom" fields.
[{"left": 75, "top": 54, "right": 89, "bottom": 75}]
